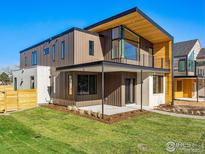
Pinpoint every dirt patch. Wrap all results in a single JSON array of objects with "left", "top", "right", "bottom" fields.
[{"left": 43, "top": 104, "right": 148, "bottom": 124}]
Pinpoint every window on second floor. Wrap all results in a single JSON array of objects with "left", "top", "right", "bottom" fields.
[
  {"left": 178, "top": 59, "right": 186, "bottom": 72},
  {"left": 89, "top": 40, "right": 94, "bottom": 56},
  {"left": 52, "top": 44, "right": 56, "bottom": 61},
  {"left": 32, "top": 51, "right": 37, "bottom": 65},
  {"left": 61, "top": 41, "right": 65, "bottom": 59},
  {"left": 111, "top": 26, "right": 140, "bottom": 61},
  {"left": 44, "top": 48, "right": 49, "bottom": 55},
  {"left": 24, "top": 56, "right": 28, "bottom": 66}
]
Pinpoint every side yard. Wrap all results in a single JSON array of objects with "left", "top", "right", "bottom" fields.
[{"left": 0, "top": 107, "right": 205, "bottom": 154}]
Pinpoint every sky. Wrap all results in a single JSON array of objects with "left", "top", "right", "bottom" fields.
[{"left": 0, "top": 0, "right": 204, "bottom": 68}]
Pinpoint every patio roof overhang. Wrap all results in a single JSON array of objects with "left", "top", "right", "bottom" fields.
[
  {"left": 84, "top": 7, "right": 173, "bottom": 44},
  {"left": 56, "top": 61, "right": 170, "bottom": 74}
]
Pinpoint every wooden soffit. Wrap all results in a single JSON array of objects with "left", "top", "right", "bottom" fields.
[{"left": 85, "top": 7, "right": 173, "bottom": 44}]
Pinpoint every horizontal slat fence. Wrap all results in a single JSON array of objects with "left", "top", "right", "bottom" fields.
[{"left": 0, "top": 86, "right": 37, "bottom": 113}]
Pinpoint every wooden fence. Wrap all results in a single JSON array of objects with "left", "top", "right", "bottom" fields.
[{"left": 0, "top": 86, "right": 37, "bottom": 113}]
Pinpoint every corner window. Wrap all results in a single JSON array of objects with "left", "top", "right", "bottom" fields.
[
  {"left": 177, "top": 80, "right": 182, "bottom": 92},
  {"left": 61, "top": 41, "right": 65, "bottom": 59},
  {"left": 178, "top": 59, "right": 186, "bottom": 72},
  {"left": 153, "top": 76, "right": 163, "bottom": 94},
  {"left": 44, "top": 48, "right": 49, "bottom": 55},
  {"left": 31, "top": 51, "right": 37, "bottom": 65},
  {"left": 77, "top": 75, "right": 97, "bottom": 95},
  {"left": 89, "top": 40, "right": 94, "bottom": 56},
  {"left": 52, "top": 44, "right": 56, "bottom": 61}
]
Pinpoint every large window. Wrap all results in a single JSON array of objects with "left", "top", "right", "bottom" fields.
[
  {"left": 178, "top": 59, "right": 186, "bottom": 72},
  {"left": 61, "top": 41, "right": 65, "bottom": 59},
  {"left": 31, "top": 51, "right": 37, "bottom": 65},
  {"left": 77, "top": 75, "right": 97, "bottom": 95},
  {"left": 52, "top": 44, "right": 56, "bottom": 61},
  {"left": 89, "top": 40, "right": 94, "bottom": 56},
  {"left": 111, "top": 26, "right": 140, "bottom": 60},
  {"left": 153, "top": 76, "right": 163, "bottom": 94}
]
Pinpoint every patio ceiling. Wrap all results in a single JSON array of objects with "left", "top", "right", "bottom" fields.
[{"left": 84, "top": 7, "right": 173, "bottom": 44}]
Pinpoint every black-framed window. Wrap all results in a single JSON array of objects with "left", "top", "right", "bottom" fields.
[
  {"left": 153, "top": 76, "right": 163, "bottom": 94},
  {"left": 30, "top": 76, "right": 35, "bottom": 89},
  {"left": 177, "top": 80, "right": 182, "bottom": 92},
  {"left": 31, "top": 51, "right": 37, "bottom": 65},
  {"left": 61, "top": 41, "right": 65, "bottom": 59},
  {"left": 178, "top": 59, "right": 186, "bottom": 72},
  {"left": 89, "top": 40, "right": 94, "bottom": 56},
  {"left": 44, "top": 47, "right": 49, "bottom": 55},
  {"left": 77, "top": 75, "right": 97, "bottom": 95}
]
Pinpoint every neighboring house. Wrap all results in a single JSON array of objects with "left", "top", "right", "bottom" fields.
[
  {"left": 13, "top": 7, "right": 173, "bottom": 108},
  {"left": 174, "top": 39, "right": 205, "bottom": 100},
  {"left": 196, "top": 48, "right": 205, "bottom": 98}
]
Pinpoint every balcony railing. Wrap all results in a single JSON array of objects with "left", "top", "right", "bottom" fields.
[{"left": 110, "top": 54, "right": 170, "bottom": 69}]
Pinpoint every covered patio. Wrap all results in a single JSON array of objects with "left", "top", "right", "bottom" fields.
[{"left": 55, "top": 61, "right": 170, "bottom": 118}]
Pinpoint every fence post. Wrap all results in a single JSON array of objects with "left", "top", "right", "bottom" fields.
[
  {"left": 17, "top": 90, "right": 19, "bottom": 110},
  {"left": 4, "top": 92, "right": 7, "bottom": 113}
]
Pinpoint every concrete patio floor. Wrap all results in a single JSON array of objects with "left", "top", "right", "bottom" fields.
[{"left": 79, "top": 104, "right": 152, "bottom": 116}]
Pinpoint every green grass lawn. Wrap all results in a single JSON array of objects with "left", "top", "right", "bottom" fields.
[{"left": 0, "top": 107, "right": 204, "bottom": 154}]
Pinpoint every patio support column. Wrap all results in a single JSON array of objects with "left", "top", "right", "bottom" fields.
[
  {"left": 140, "top": 70, "right": 143, "bottom": 111},
  {"left": 101, "top": 62, "right": 104, "bottom": 118},
  {"left": 196, "top": 77, "right": 199, "bottom": 102}
]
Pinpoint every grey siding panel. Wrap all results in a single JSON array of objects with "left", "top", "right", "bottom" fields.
[{"left": 20, "top": 31, "right": 74, "bottom": 68}]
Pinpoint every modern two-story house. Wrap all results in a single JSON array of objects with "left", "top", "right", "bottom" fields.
[
  {"left": 174, "top": 39, "right": 205, "bottom": 101},
  {"left": 13, "top": 7, "right": 174, "bottom": 109}
]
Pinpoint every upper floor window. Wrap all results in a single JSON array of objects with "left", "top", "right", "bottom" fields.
[
  {"left": 32, "top": 51, "right": 37, "bottom": 65},
  {"left": 89, "top": 40, "right": 94, "bottom": 56},
  {"left": 24, "top": 56, "right": 28, "bottom": 66},
  {"left": 111, "top": 26, "right": 140, "bottom": 60},
  {"left": 52, "top": 44, "right": 56, "bottom": 61},
  {"left": 44, "top": 47, "right": 49, "bottom": 55},
  {"left": 112, "top": 27, "right": 122, "bottom": 40},
  {"left": 61, "top": 41, "right": 65, "bottom": 59},
  {"left": 178, "top": 59, "right": 186, "bottom": 72}
]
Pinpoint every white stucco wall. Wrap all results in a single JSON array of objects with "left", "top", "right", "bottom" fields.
[
  {"left": 12, "top": 66, "right": 51, "bottom": 104},
  {"left": 37, "top": 66, "right": 51, "bottom": 104},
  {"left": 13, "top": 67, "right": 37, "bottom": 89}
]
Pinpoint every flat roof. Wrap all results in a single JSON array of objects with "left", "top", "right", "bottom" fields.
[
  {"left": 84, "top": 7, "right": 173, "bottom": 43},
  {"left": 20, "top": 27, "right": 99, "bottom": 53}
]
